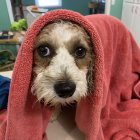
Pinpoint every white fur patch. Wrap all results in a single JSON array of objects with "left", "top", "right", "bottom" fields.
[{"left": 49, "top": 22, "right": 79, "bottom": 44}]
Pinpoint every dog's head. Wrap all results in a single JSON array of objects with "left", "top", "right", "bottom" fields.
[{"left": 32, "top": 20, "right": 93, "bottom": 106}]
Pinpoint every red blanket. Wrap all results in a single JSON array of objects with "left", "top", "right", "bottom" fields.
[{"left": 0, "top": 10, "right": 140, "bottom": 140}]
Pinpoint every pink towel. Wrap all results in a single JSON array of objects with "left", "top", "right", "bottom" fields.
[{"left": 0, "top": 9, "right": 140, "bottom": 140}]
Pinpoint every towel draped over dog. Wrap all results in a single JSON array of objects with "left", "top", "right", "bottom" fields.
[{"left": 0, "top": 10, "right": 140, "bottom": 140}]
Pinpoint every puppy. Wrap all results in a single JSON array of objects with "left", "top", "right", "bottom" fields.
[{"left": 32, "top": 20, "right": 93, "bottom": 120}]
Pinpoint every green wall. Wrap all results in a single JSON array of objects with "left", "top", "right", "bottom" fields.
[
  {"left": 22, "top": 0, "right": 90, "bottom": 15},
  {"left": 110, "top": 0, "right": 123, "bottom": 19},
  {"left": 0, "top": 0, "right": 90, "bottom": 31},
  {"left": 22, "top": 0, "right": 35, "bottom": 6},
  {"left": 0, "top": 0, "right": 11, "bottom": 31},
  {"left": 62, "top": 0, "right": 90, "bottom": 15}
]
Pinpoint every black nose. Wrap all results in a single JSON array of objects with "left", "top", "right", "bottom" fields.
[{"left": 54, "top": 81, "right": 76, "bottom": 98}]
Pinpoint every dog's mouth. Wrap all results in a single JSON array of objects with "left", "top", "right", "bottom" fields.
[{"left": 40, "top": 96, "right": 77, "bottom": 107}]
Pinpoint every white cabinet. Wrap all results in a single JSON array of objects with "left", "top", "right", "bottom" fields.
[
  {"left": 121, "top": 1, "right": 140, "bottom": 47},
  {"left": 132, "top": 4, "right": 140, "bottom": 46},
  {"left": 121, "top": 3, "right": 134, "bottom": 30}
]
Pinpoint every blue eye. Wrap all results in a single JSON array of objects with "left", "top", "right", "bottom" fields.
[
  {"left": 75, "top": 47, "right": 87, "bottom": 58},
  {"left": 37, "top": 46, "right": 50, "bottom": 57}
]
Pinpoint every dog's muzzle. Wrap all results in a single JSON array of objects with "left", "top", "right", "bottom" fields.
[{"left": 54, "top": 81, "right": 76, "bottom": 98}]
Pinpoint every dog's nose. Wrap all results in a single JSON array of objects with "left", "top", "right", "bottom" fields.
[{"left": 54, "top": 81, "right": 76, "bottom": 98}]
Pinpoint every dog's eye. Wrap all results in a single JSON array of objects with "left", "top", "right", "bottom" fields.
[
  {"left": 37, "top": 46, "right": 50, "bottom": 57},
  {"left": 75, "top": 47, "right": 86, "bottom": 58}
]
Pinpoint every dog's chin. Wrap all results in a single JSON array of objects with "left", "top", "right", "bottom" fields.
[{"left": 43, "top": 95, "right": 78, "bottom": 107}]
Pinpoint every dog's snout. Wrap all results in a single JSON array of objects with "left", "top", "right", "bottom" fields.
[{"left": 54, "top": 81, "right": 76, "bottom": 98}]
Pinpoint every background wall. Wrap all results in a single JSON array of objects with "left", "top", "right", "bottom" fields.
[
  {"left": 22, "top": 0, "right": 91, "bottom": 15},
  {"left": 0, "top": 0, "right": 124, "bottom": 31},
  {"left": 22, "top": 0, "right": 35, "bottom": 6},
  {"left": 0, "top": 0, "right": 11, "bottom": 31},
  {"left": 62, "top": 0, "right": 91, "bottom": 15},
  {"left": 110, "top": 0, "right": 123, "bottom": 19}
]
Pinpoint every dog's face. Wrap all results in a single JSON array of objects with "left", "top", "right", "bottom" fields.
[{"left": 32, "top": 21, "right": 93, "bottom": 106}]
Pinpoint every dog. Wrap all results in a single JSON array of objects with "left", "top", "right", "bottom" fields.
[{"left": 31, "top": 20, "right": 93, "bottom": 120}]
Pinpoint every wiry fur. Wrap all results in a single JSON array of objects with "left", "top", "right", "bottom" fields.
[{"left": 31, "top": 20, "right": 93, "bottom": 108}]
